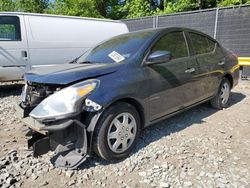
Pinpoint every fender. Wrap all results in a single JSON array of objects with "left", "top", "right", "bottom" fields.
[{"left": 85, "top": 110, "right": 104, "bottom": 153}]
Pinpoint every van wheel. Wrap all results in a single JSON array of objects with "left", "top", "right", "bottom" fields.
[
  {"left": 210, "top": 78, "right": 231, "bottom": 109},
  {"left": 93, "top": 102, "right": 141, "bottom": 161}
]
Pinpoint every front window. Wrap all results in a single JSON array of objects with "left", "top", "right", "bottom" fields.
[
  {"left": 0, "top": 16, "right": 21, "bottom": 41},
  {"left": 151, "top": 31, "right": 189, "bottom": 59},
  {"left": 76, "top": 31, "right": 156, "bottom": 64}
]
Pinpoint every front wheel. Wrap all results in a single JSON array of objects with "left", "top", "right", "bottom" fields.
[
  {"left": 93, "top": 102, "right": 141, "bottom": 161},
  {"left": 210, "top": 78, "right": 231, "bottom": 109}
]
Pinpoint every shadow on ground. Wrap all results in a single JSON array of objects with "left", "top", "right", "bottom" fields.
[{"left": 78, "top": 92, "right": 246, "bottom": 169}]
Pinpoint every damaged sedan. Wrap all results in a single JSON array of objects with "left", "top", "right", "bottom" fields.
[{"left": 15, "top": 27, "right": 239, "bottom": 169}]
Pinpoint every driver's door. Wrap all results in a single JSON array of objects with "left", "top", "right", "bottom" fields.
[{"left": 145, "top": 31, "right": 196, "bottom": 121}]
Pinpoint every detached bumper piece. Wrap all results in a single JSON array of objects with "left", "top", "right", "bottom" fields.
[
  {"left": 15, "top": 103, "right": 88, "bottom": 169},
  {"left": 29, "top": 120, "right": 88, "bottom": 169}
]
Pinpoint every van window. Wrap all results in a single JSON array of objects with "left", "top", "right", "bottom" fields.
[
  {"left": 0, "top": 16, "right": 21, "bottom": 41},
  {"left": 189, "top": 32, "right": 213, "bottom": 55},
  {"left": 151, "top": 31, "right": 188, "bottom": 59}
]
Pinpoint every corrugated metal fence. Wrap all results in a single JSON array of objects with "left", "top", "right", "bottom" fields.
[{"left": 123, "top": 5, "right": 250, "bottom": 57}]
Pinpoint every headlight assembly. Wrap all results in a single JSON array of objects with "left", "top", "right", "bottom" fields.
[{"left": 29, "top": 79, "right": 99, "bottom": 120}]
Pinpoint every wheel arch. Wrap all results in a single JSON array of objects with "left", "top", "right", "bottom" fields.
[
  {"left": 224, "top": 73, "right": 233, "bottom": 88},
  {"left": 106, "top": 97, "right": 146, "bottom": 129},
  {"left": 87, "top": 97, "right": 145, "bottom": 159}
]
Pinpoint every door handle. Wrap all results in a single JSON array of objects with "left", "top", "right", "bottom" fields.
[
  {"left": 218, "top": 58, "right": 226, "bottom": 66},
  {"left": 21, "top": 50, "right": 28, "bottom": 61},
  {"left": 185, "top": 67, "right": 196, "bottom": 73},
  {"left": 218, "top": 61, "right": 225, "bottom": 66}
]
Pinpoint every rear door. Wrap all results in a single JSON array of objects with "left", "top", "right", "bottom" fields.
[
  {"left": 146, "top": 31, "right": 196, "bottom": 121},
  {"left": 187, "top": 32, "right": 223, "bottom": 98},
  {"left": 0, "top": 15, "right": 29, "bottom": 81}
]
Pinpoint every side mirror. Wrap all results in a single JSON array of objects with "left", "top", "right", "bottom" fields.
[{"left": 146, "top": 51, "right": 172, "bottom": 65}]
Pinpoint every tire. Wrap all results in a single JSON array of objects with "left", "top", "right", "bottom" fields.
[
  {"left": 210, "top": 78, "right": 231, "bottom": 110},
  {"left": 93, "top": 102, "right": 141, "bottom": 161}
]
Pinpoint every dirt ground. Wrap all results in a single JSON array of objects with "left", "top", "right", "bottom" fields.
[{"left": 0, "top": 80, "right": 249, "bottom": 188}]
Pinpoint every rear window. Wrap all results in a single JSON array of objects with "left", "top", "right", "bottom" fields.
[
  {"left": 207, "top": 38, "right": 217, "bottom": 52},
  {"left": 0, "top": 16, "right": 21, "bottom": 41},
  {"left": 189, "top": 32, "right": 215, "bottom": 55}
]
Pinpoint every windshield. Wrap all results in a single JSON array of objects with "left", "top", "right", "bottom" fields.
[{"left": 76, "top": 31, "right": 156, "bottom": 64}]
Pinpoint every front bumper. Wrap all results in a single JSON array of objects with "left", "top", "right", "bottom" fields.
[
  {"left": 15, "top": 103, "right": 88, "bottom": 169},
  {"left": 15, "top": 103, "right": 48, "bottom": 135}
]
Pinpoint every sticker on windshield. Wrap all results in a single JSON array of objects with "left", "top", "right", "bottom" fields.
[{"left": 108, "top": 51, "right": 125, "bottom": 63}]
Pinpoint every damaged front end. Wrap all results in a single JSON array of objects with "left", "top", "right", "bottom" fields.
[
  {"left": 27, "top": 119, "right": 88, "bottom": 169},
  {"left": 15, "top": 80, "right": 102, "bottom": 169}
]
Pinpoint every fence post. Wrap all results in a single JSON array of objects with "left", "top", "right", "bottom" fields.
[
  {"left": 155, "top": 15, "right": 159, "bottom": 28},
  {"left": 153, "top": 16, "right": 155, "bottom": 28},
  {"left": 214, "top": 8, "right": 219, "bottom": 39}
]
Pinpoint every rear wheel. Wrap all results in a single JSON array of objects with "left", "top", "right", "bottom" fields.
[
  {"left": 210, "top": 78, "right": 231, "bottom": 109},
  {"left": 93, "top": 102, "right": 141, "bottom": 161}
]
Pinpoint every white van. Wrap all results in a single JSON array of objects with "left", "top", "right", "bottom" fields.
[{"left": 0, "top": 12, "right": 129, "bottom": 81}]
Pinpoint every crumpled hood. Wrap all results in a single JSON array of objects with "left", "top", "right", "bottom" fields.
[{"left": 25, "top": 63, "right": 121, "bottom": 85}]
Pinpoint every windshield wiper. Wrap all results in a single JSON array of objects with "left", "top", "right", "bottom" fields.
[
  {"left": 69, "top": 59, "right": 94, "bottom": 64},
  {"left": 78, "top": 61, "right": 94, "bottom": 64},
  {"left": 69, "top": 57, "right": 80, "bottom": 64}
]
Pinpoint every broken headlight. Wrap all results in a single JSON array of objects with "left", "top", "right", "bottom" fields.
[{"left": 29, "top": 79, "right": 99, "bottom": 120}]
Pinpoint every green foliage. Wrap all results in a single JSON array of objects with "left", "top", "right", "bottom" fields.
[
  {"left": 0, "top": 0, "right": 15, "bottom": 11},
  {"left": 16, "top": 0, "right": 49, "bottom": 13},
  {"left": 170, "top": 0, "right": 199, "bottom": 12},
  {"left": 218, "top": 0, "right": 249, "bottom": 6},
  {"left": 0, "top": 0, "right": 250, "bottom": 19},
  {"left": 0, "top": 0, "right": 49, "bottom": 13},
  {"left": 95, "top": 0, "right": 123, "bottom": 19},
  {"left": 46, "top": 0, "right": 101, "bottom": 17},
  {"left": 120, "top": 0, "right": 154, "bottom": 18},
  {"left": 155, "top": 0, "right": 219, "bottom": 15}
]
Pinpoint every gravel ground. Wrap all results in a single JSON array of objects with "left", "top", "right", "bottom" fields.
[{"left": 0, "top": 81, "right": 249, "bottom": 188}]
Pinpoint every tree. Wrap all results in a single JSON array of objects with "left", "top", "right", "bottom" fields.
[
  {"left": 218, "top": 0, "right": 250, "bottom": 6},
  {"left": 15, "top": 0, "right": 49, "bottom": 13},
  {"left": 0, "top": 0, "right": 15, "bottom": 11},
  {"left": 94, "top": 0, "right": 127, "bottom": 19},
  {"left": 155, "top": 0, "right": 198, "bottom": 15},
  {"left": 158, "top": 0, "right": 165, "bottom": 10},
  {"left": 1, "top": 0, "right": 250, "bottom": 20},
  {"left": 47, "top": 0, "right": 101, "bottom": 17},
  {"left": 120, "top": 0, "right": 154, "bottom": 19}
]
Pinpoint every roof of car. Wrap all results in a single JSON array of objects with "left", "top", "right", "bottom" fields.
[
  {"left": 128, "top": 27, "right": 215, "bottom": 40},
  {"left": 130, "top": 27, "right": 200, "bottom": 34}
]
